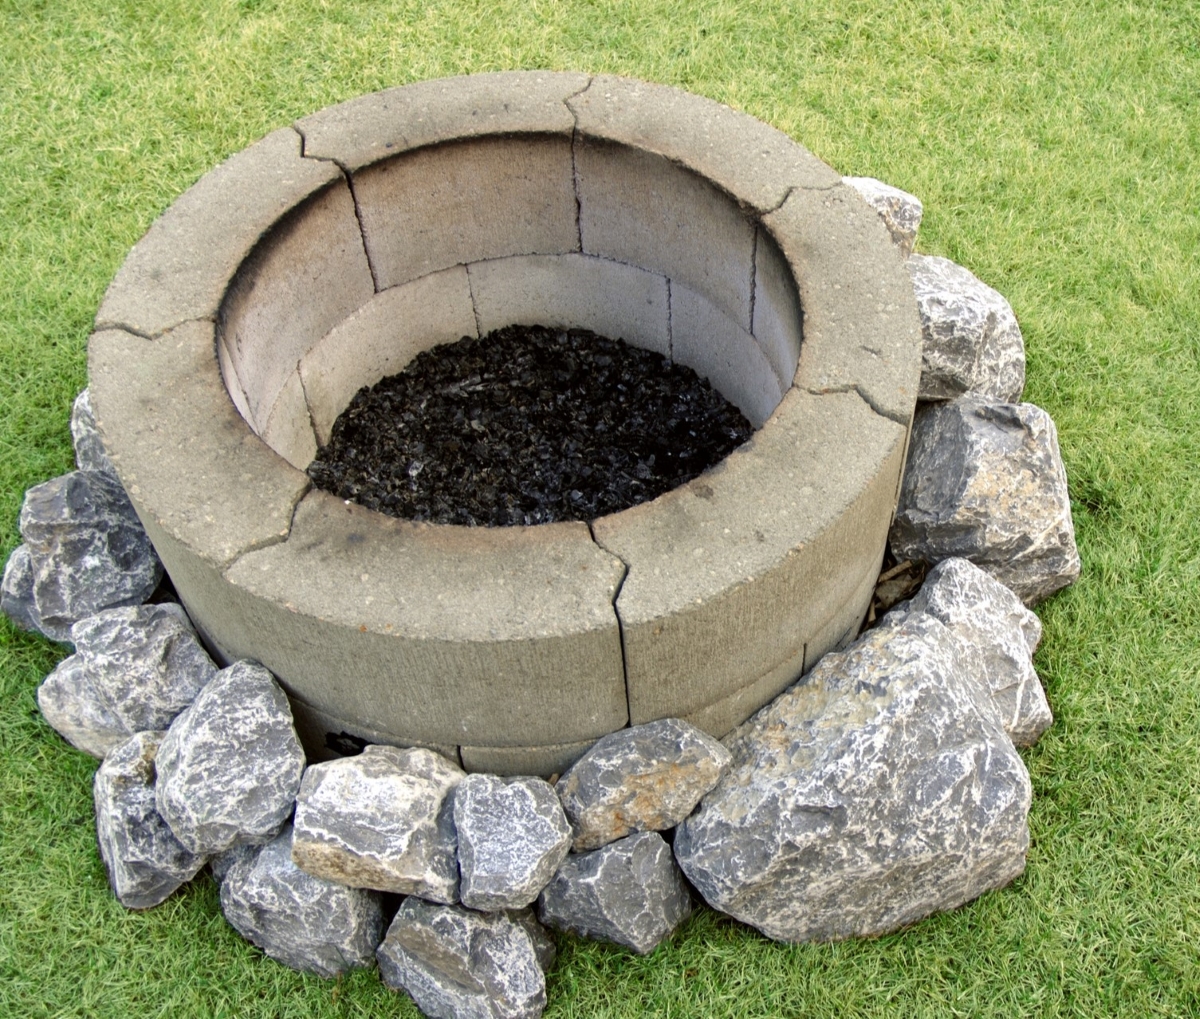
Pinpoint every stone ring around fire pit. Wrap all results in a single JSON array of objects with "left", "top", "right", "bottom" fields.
[{"left": 87, "top": 72, "right": 922, "bottom": 775}]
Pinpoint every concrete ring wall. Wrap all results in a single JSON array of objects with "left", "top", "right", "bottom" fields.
[{"left": 87, "top": 72, "right": 923, "bottom": 776}]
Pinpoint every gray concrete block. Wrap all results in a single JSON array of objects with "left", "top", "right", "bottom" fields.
[
  {"left": 261, "top": 370, "right": 317, "bottom": 470},
  {"left": 288, "top": 694, "right": 460, "bottom": 766},
  {"left": 802, "top": 553, "right": 881, "bottom": 671},
  {"left": 299, "top": 267, "right": 477, "bottom": 446},
  {"left": 353, "top": 136, "right": 578, "bottom": 291},
  {"left": 298, "top": 70, "right": 590, "bottom": 170},
  {"left": 469, "top": 253, "right": 671, "bottom": 358},
  {"left": 219, "top": 180, "right": 375, "bottom": 429},
  {"left": 459, "top": 740, "right": 595, "bottom": 779},
  {"left": 751, "top": 227, "right": 803, "bottom": 391},
  {"left": 576, "top": 138, "right": 756, "bottom": 329},
  {"left": 96, "top": 128, "right": 341, "bottom": 337},
  {"left": 682, "top": 647, "right": 803, "bottom": 740}
]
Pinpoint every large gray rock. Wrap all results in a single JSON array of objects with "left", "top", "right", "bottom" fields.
[
  {"left": 155, "top": 661, "right": 304, "bottom": 855},
  {"left": 93, "top": 730, "right": 207, "bottom": 909},
  {"left": 377, "top": 898, "right": 547, "bottom": 1019},
  {"left": 1, "top": 544, "right": 40, "bottom": 633},
  {"left": 842, "top": 176, "right": 923, "bottom": 257},
  {"left": 890, "top": 397, "right": 1081, "bottom": 605},
  {"left": 896, "top": 557, "right": 1052, "bottom": 746},
  {"left": 455, "top": 774, "right": 572, "bottom": 911},
  {"left": 674, "top": 613, "right": 1032, "bottom": 943},
  {"left": 37, "top": 603, "right": 217, "bottom": 758},
  {"left": 71, "top": 389, "right": 117, "bottom": 476},
  {"left": 556, "top": 718, "right": 731, "bottom": 851},
  {"left": 15, "top": 470, "right": 162, "bottom": 641},
  {"left": 219, "top": 825, "right": 384, "bottom": 979},
  {"left": 907, "top": 254, "right": 1026, "bottom": 403},
  {"left": 537, "top": 830, "right": 692, "bottom": 954},
  {"left": 291, "top": 745, "right": 463, "bottom": 901}
]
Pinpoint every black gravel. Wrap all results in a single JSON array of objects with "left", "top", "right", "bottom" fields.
[{"left": 307, "top": 325, "right": 754, "bottom": 526}]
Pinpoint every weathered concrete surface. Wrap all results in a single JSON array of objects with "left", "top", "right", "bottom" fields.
[
  {"left": 71, "top": 389, "right": 117, "bottom": 476},
  {"left": 750, "top": 228, "right": 803, "bottom": 392},
  {"left": 260, "top": 370, "right": 317, "bottom": 470},
  {"left": 842, "top": 177, "right": 923, "bottom": 257},
  {"left": 674, "top": 613, "right": 1032, "bottom": 942},
  {"left": 459, "top": 741, "right": 594, "bottom": 779},
  {"left": 287, "top": 694, "right": 460, "bottom": 765},
  {"left": 890, "top": 398, "right": 1081, "bottom": 605}
]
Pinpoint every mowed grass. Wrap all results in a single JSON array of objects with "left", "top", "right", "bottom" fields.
[{"left": 1, "top": 0, "right": 1198, "bottom": 1015}]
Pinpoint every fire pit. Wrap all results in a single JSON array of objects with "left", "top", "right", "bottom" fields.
[{"left": 87, "top": 72, "right": 921, "bottom": 775}]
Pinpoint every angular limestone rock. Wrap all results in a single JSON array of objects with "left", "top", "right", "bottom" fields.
[
  {"left": 842, "top": 176, "right": 923, "bottom": 257},
  {"left": 219, "top": 825, "right": 384, "bottom": 979},
  {"left": 907, "top": 254, "right": 1026, "bottom": 403},
  {"left": 155, "top": 661, "right": 304, "bottom": 855},
  {"left": 455, "top": 774, "right": 572, "bottom": 911},
  {"left": 507, "top": 907, "right": 557, "bottom": 973},
  {"left": 890, "top": 397, "right": 1081, "bottom": 605},
  {"left": 291, "top": 745, "right": 463, "bottom": 902},
  {"left": 377, "top": 898, "right": 547, "bottom": 1019},
  {"left": 1, "top": 544, "right": 41, "bottom": 634},
  {"left": 71, "top": 389, "right": 117, "bottom": 476},
  {"left": 37, "top": 603, "right": 218, "bottom": 758},
  {"left": 556, "top": 718, "right": 731, "bottom": 851},
  {"left": 17, "top": 470, "right": 162, "bottom": 641},
  {"left": 674, "top": 613, "right": 1032, "bottom": 942},
  {"left": 93, "top": 730, "right": 207, "bottom": 909},
  {"left": 537, "top": 830, "right": 692, "bottom": 954}
]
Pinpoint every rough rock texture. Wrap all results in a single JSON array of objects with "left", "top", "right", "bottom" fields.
[
  {"left": 155, "top": 661, "right": 304, "bottom": 855},
  {"left": 907, "top": 254, "right": 1026, "bottom": 403},
  {"left": 507, "top": 908, "right": 557, "bottom": 973},
  {"left": 890, "top": 397, "right": 1081, "bottom": 605},
  {"left": 37, "top": 603, "right": 217, "bottom": 758},
  {"left": 455, "top": 774, "right": 572, "bottom": 910},
  {"left": 211, "top": 841, "right": 260, "bottom": 885},
  {"left": 537, "top": 831, "right": 692, "bottom": 954},
  {"left": 674, "top": 613, "right": 1032, "bottom": 943},
  {"left": 556, "top": 718, "right": 732, "bottom": 851},
  {"left": 1, "top": 543, "right": 40, "bottom": 634},
  {"left": 377, "top": 898, "right": 547, "bottom": 1019},
  {"left": 93, "top": 730, "right": 207, "bottom": 909},
  {"left": 292, "top": 745, "right": 464, "bottom": 901},
  {"left": 219, "top": 825, "right": 384, "bottom": 978},
  {"left": 71, "top": 389, "right": 117, "bottom": 476},
  {"left": 13, "top": 470, "right": 162, "bottom": 641},
  {"left": 841, "top": 176, "right": 923, "bottom": 257},
  {"left": 896, "top": 557, "right": 1052, "bottom": 746}
]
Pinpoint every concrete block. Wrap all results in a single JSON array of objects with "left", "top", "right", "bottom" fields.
[
  {"left": 96, "top": 128, "right": 341, "bottom": 337},
  {"left": 219, "top": 180, "right": 375, "bottom": 429},
  {"left": 568, "top": 75, "right": 841, "bottom": 213},
  {"left": 352, "top": 136, "right": 578, "bottom": 291},
  {"left": 803, "top": 552, "right": 882, "bottom": 672},
  {"left": 683, "top": 647, "right": 803, "bottom": 739},
  {"left": 460, "top": 741, "right": 595, "bottom": 779},
  {"left": 671, "top": 283, "right": 783, "bottom": 429},
  {"left": 288, "top": 695, "right": 460, "bottom": 766},
  {"left": 261, "top": 370, "right": 317, "bottom": 469},
  {"left": 751, "top": 227, "right": 803, "bottom": 391},
  {"left": 576, "top": 138, "right": 756, "bottom": 329},
  {"left": 299, "top": 267, "right": 477, "bottom": 446},
  {"left": 469, "top": 253, "right": 670, "bottom": 358},
  {"left": 298, "top": 70, "right": 589, "bottom": 171}
]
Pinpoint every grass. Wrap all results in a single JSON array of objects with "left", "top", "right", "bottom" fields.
[{"left": 1, "top": 0, "right": 1198, "bottom": 1015}]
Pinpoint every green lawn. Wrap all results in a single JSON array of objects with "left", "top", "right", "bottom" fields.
[{"left": 2, "top": 0, "right": 1198, "bottom": 1015}]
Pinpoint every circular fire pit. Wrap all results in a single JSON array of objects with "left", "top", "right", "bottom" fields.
[{"left": 87, "top": 72, "right": 921, "bottom": 775}]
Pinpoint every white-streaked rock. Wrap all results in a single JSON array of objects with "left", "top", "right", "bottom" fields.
[
  {"left": 71, "top": 388, "right": 117, "bottom": 476},
  {"left": 1, "top": 543, "right": 41, "bottom": 634},
  {"left": 842, "top": 176, "right": 923, "bottom": 257}
]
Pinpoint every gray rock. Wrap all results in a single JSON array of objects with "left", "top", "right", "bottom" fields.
[
  {"left": 17, "top": 470, "right": 162, "bottom": 641},
  {"left": 907, "top": 254, "right": 1026, "bottom": 403},
  {"left": 37, "top": 603, "right": 218, "bottom": 758},
  {"left": 211, "top": 841, "right": 260, "bottom": 885},
  {"left": 71, "top": 389, "right": 117, "bottom": 476},
  {"left": 537, "top": 831, "right": 692, "bottom": 954},
  {"left": 1, "top": 543, "right": 41, "bottom": 633},
  {"left": 455, "top": 774, "right": 572, "bottom": 911},
  {"left": 842, "top": 176, "right": 923, "bottom": 257},
  {"left": 556, "top": 718, "right": 731, "bottom": 852},
  {"left": 155, "top": 661, "right": 305, "bottom": 855},
  {"left": 219, "top": 824, "right": 384, "bottom": 978},
  {"left": 674, "top": 613, "right": 1032, "bottom": 943},
  {"left": 507, "top": 908, "right": 556, "bottom": 973},
  {"left": 889, "top": 397, "right": 1081, "bottom": 605},
  {"left": 93, "top": 730, "right": 207, "bottom": 909},
  {"left": 377, "top": 898, "right": 547, "bottom": 1019},
  {"left": 292, "top": 745, "right": 463, "bottom": 901}
]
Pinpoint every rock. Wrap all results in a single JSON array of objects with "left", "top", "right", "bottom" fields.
[
  {"left": 842, "top": 176, "right": 923, "bottom": 257},
  {"left": 674, "top": 613, "right": 1032, "bottom": 943},
  {"left": 537, "top": 831, "right": 692, "bottom": 954},
  {"left": 889, "top": 397, "right": 1081, "bottom": 605},
  {"left": 896, "top": 557, "right": 1051, "bottom": 746},
  {"left": 556, "top": 718, "right": 731, "bottom": 852},
  {"left": 507, "top": 908, "right": 557, "bottom": 973},
  {"left": 291, "top": 745, "right": 463, "bottom": 902},
  {"left": 71, "top": 389, "right": 117, "bottom": 476},
  {"left": 219, "top": 824, "right": 384, "bottom": 978},
  {"left": 377, "top": 898, "right": 547, "bottom": 1019},
  {"left": 907, "top": 254, "right": 1026, "bottom": 403},
  {"left": 1, "top": 543, "right": 41, "bottom": 633},
  {"left": 155, "top": 661, "right": 305, "bottom": 855},
  {"left": 93, "top": 730, "right": 207, "bottom": 909},
  {"left": 455, "top": 774, "right": 572, "bottom": 911},
  {"left": 37, "top": 603, "right": 218, "bottom": 758},
  {"left": 211, "top": 841, "right": 260, "bottom": 885},
  {"left": 17, "top": 470, "right": 162, "bottom": 641}
]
